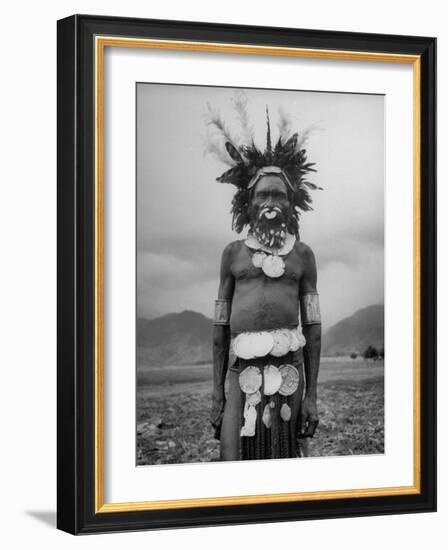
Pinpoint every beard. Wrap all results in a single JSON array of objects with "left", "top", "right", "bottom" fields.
[{"left": 250, "top": 205, "right": 290, "bottom": 249}]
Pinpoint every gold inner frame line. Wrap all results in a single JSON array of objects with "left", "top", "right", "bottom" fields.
[{"left": 94, "top": 35, "right": 421, "bottom": 514}]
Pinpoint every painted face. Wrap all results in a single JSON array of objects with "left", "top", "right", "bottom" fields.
[{"left": 248, "top": 175, "right": 292, "bottom": 249}]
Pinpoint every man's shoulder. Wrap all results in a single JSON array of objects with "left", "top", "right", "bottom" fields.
[
  {"left": 293, "top": 241, "right": 317, "bottom": 278},
  {"left": 293, "top": 240, "right": 315, "bottom": 259},
  {"left": 221, "top": 239, "right": 245, "bottom": 258}
]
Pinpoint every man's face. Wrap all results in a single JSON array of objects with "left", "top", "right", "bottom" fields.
[{"left": 249, "top": 175, "right": 291, "bottom": 249}]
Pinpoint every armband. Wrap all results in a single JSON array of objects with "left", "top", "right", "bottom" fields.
[
  {"left": 300, "top": 292, "right": 321, "bottom": 325},
  {"left": 213, "top": 299, "right": 231, "bottom": 326}
]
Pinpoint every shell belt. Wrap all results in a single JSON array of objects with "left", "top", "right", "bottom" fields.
[
  {"left": 231, "top": 326, "right": 305, "bottom": 360},
  {"left": 232, "top": 327, "right": 306, "bottom": 438}
]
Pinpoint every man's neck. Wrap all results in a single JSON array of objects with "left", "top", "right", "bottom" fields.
[{"left": 246, "top": 231, "right": 296, "bottom": 256}]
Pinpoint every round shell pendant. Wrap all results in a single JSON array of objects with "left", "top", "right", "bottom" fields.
[
  {"left": 251, "top": 331, "right": 274, "bottom": 357},
  {"left": 289, "top": 329, "right": 301, "bottom": 352},
  {"left": 239, "top": 366, "right": 262, "bottom": 394},
  {"left": 252, "top": 251, "right": 267, "bottom": 268},
  {"left": 278, "top": 364, "right": 300, "bottom": 396},
  {"left": 296, "top": 326, "right": 307, "bottom": 347},
  {"left": 271, "top": 328, "right": 292, "bottom": 357},
  {"left": 263, "top": 365, "right": 282, "bottom": 395},
  {"left": 233, "top": 333, "right": 255, "bottom": 360},
  {"left": 262, "top": 255, "right": 285, "bottom": 278}
]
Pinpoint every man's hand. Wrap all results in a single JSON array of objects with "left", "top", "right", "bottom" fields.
[
  {"left": 211, "top": 391, "right": 226, "bottom": 440},
  {"left": 299, "top": 395, "right": 319, "bottom": 438}
]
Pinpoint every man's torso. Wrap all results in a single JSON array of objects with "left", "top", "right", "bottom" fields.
[{"left": 229, "top": 240, "right": 308, "bottom": 334}]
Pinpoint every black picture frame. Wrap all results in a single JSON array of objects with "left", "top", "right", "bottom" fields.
[{"left": 57, "top": 14, "right": 436, "bottom": 534}]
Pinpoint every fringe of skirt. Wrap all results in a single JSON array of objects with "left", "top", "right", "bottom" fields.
[{"left": 240, "top": 392, "right": 300, "bottom": 459}]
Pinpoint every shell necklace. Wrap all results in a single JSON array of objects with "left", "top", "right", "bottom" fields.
[{"left": 245, "top": 232, "right": 296, "bottom": 278}]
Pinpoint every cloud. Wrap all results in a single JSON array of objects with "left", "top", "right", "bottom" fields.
[
  {"left": 312, "top": 223, "right": 384, "bottom": 270},
  {"left": 138, "top": 250, "right": 219, "bottom": 292}
]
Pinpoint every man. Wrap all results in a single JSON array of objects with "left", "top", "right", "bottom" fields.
[{"left": 208, "top": 109, "right": 322, "bottom": 460}]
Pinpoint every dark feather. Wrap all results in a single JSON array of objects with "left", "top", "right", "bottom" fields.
[
  {"left": 273, "top": 136, "right": 283, "bottom": 158},
  {"left": 265, "top": 106, "right": 272, "bottom": 162},
  {"left": 301, "top": 180, "right": 323, "bottom": 191},
  {"left": 284, "top": 133, "right": 298, "bottom": 151},
  {"left": 216, "top": 166, "right": 237, "bottom": 183},
  {"left": 241, "top": 144, "right": 264, "bottom": 169},
  {"left": 217, "top": 165, "right": 248, "bottom": 186},
  {"left": 225, "top": 141, "right": 244, "bottom": 164}
]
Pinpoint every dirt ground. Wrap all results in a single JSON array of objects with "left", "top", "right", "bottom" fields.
[{"left": 136, "top": 360, "right": 384, "bottom": 465}]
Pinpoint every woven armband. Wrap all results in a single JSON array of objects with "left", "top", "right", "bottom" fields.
[
  {"left": 213, "top": 299, "right": 231, "bottom": 326},
  {"left": 300, "top": 292, "right": 321, "bottom": 325}
]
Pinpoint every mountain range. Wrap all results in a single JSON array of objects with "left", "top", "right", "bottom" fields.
[
  {"left": 137, "top": 311, "right": 213, "bottom": 367},
  {"left": 137, "top": 304, "right": 384, "bottom": 367},
  {"left": 321, "top": 304, "right": 384, "bottom": 356}
]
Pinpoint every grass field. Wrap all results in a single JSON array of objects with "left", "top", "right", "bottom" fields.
[{"left": 137, "top": 359, "right": 384, "bottom": 465}]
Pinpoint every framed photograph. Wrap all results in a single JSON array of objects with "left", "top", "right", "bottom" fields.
[{"left": 57, "top": 15, "right": 436, "bottom": 534}]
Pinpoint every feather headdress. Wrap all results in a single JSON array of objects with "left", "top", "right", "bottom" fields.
[{"left": 205, "top": 96, "right": 321, "bottom": 236}]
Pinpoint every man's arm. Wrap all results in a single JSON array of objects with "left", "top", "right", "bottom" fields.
[
  {"left": 299, "top": 245, "right": 322, "bottom": 438},
  {"left": 211, "top": 243, "right": 235, "bottom": 439}
]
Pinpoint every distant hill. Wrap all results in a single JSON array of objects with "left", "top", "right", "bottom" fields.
[
  {"left": 322, "top": 304, "right": 384, "bottom": 356},
  {"left": 137, "top": 304, "right": 384, "bottom": 367},
  {"left": 137, "top": 310, "right": 213, "bottom": 367}
]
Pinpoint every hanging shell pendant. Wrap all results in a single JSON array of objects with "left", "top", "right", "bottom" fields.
[
  {"left": 246, "top": 390, "right": 262, "bottom": 406},
  {"left": 263, "top": 365, "right": 282, "bottom": 395},
  {"left": 239, "top": 366, "right": 262, "bottom": 394},
  {"left": 262, "top": 255, "right": 285, "bottom": 278},
  {"left": 280, "top": 403, "right": 291, "bottom": 421},
  {"left": 252, "top": 251, "right": 267, "bottom": 268},
  {"left": 240, "top": 401, "right": 257, "bottom": 437},
  {"left": 278, "top": 364, "right": 300, "bottom": 396},
  {"left": 262, "top": 403, "right": 272, "bottom": 428}
]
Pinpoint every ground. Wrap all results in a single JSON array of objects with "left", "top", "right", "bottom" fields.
[{"left": 136, "top": 359, "right": 384, "bottom": 465}]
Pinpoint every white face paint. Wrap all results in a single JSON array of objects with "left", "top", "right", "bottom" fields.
[
  {"left": 253, "top": 206, "right": 287, "bottom": 250},
  {"left": 259, "top": 205, "right": 281, "bottom": 219}
]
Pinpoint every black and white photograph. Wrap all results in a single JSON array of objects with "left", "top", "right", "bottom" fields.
[
  {"left": 136, "top": 84, "right": 385, "bottom": 466},
  {"left": 0, "top": 1, "right": 439, "bottom": 542}
]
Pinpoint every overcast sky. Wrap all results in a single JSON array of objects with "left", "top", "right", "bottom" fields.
[{"left": 136, "top": 84, "right": 384, "bottom": 329}]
